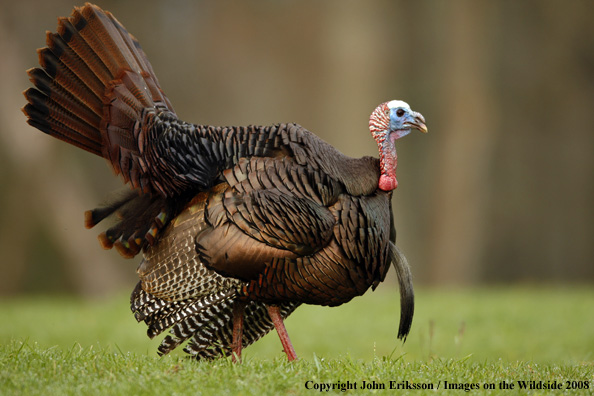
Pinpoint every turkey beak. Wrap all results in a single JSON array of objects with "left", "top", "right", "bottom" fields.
[{"left": 410, "top": 112, "right": 428, "bottom": 134}]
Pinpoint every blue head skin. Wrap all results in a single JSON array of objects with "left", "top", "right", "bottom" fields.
[
  {"left": 369, "top": 100, "right": 427, "bottom": 191},
  {"left": 388, "top": 100, "right": 428, "bottom": 139}
]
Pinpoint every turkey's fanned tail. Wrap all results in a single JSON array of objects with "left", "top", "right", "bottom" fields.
[
  {"left": 22, "top": 3, "right": 180, "bottom": 257},
  {"left": 22, "top": 3, "right": 174, "bottom": 194}
]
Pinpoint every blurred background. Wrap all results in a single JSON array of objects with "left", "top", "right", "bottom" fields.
[{"left": 0, "top": 0, "right": 592, "bottom": 297}]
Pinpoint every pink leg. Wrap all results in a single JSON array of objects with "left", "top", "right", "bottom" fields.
[
  {"left": 267, "top": 305, "right": 298, "bottom": 361},
  {"left": 232, "top": 301, "right": 246, "bottom": 363}
]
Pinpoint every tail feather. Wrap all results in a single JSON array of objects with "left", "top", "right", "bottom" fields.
[
  {"left": 83, "top": 189, "right": 179, "bottom": 258},
  {"left": 26, "top": 66, "right": 102, "bottom": 131},
  {"left": 24, "top": 3, "right": 179, "bottom": 256},
  {"left": 57, "top": 14, "right": 113, "bottom": 87},
  {"left": 23, "top": 83, "right": 101, "bottom": 150},
  {"left": 23, "top": 3, "right": 174, "bottom": 184},
  {"left": 46, "top": 25, "right": 106, "bottom": 100}
]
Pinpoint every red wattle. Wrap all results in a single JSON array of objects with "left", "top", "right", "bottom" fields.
[{"left": 378, "top": 174, "right": 398, "bottom": 191}]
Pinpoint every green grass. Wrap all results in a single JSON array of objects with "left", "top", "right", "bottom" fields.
[{"left": 1, "top": 286, "right": 593, "bottom": 395}]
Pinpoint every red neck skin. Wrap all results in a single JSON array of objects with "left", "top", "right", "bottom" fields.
[{"left": 377, "top": 132, "right": 398, "bottom": 191}]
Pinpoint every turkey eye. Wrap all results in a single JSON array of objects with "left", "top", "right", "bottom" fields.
[{"left": 396, "top": 109, "right": 405, "bottom": 117}]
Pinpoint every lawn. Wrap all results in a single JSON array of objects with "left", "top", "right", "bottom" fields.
[{"left": 1, "top": 286, "right": 593, "bottom": 395}]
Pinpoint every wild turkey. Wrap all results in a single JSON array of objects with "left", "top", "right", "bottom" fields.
[{"left": 22, "top": 3, "right": 426, "bottom": 361}]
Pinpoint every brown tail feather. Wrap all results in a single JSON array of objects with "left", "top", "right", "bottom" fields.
[
  {"left": 23, "top": 3, "right": 174, "bottom": 173},
  {"left": 23, "top": 3, "right": 179, "bottom": 257},
  {"left": 83, "top": 188, "right": 181, "bottom": 258}
]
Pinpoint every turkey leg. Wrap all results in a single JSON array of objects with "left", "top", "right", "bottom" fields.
[
  {"left": 267, "top": 305, "right": 298, "bottom": 361},
  {"left": 231, "top": 301, "right": 246, "bottom": 363}
]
